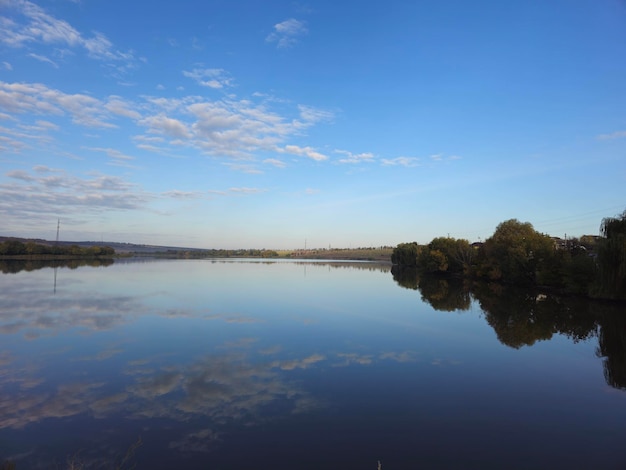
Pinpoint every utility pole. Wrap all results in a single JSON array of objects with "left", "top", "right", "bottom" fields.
[{"left": 55, "top": 219, "right": 60, "bottom": 246}]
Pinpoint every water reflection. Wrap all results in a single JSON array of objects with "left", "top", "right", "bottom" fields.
[
  {"left": 597, "top": 310, "right": 626, "bottom": 390},
  {"left": 392, "top": 267, "right": 626, "bottom": 390},
  {"left": 0, "top": 258, "right": 114, "bottom": 274},
  {"left": 391, "top": 266, "right": 471, "bottom": 311},
  {"left": 1, "top": 259, "right": 626, "bottom": 468}
]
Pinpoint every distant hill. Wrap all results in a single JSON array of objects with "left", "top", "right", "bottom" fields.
[{"left": 0, "top": 236, "right": 204, "bottom": 254}]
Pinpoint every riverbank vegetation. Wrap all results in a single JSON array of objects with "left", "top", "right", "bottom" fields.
[
  {"left": 0, "top": 240, "right": 115, "bottom": 258},
  {"left": 392, "top": 210, "right": 626, "bottom": 300},
  {"left": 130, "top": 246, "right": 393, "bottom": 261}
]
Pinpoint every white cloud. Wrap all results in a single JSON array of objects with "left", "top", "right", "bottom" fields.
[
  {"left": 0, "top": 120, "right": 56, "bottom": 151},
  {"left": 105, "top": 97, "right": 141, "bottom": 120},
  {"left": 280, "top": 144, "right": 327, "bottom": 161},
  {"left": 298, "top": 105, "right": 333, "bottom": 124},
  {"left": 139, "top": 114, "right": 191, "bottom": 139},
  {"left": 275, "top": 18, "right": 307, "bottom": 35},
  {"left": 133, "top": 135, "right": 165, "bottom": 143},
  {"left": 0, "top": 78, "right": 332, "bottom": 166},
  {"left": 429, "top": 154, "right": 462, "bottom": 163},
  {"left": 162, "top": 190, "right": 204, "bottom": 199},
  {"left": 0, "top": 133, "right": 27, "bottom": 152},
  {"left": 34, "top": 119, "right": 58, "bottom": 131},
  {"left": 0, "top": 81, "right": 116, "bottom": 128},
  {"left": 266, "top": 18, "right": 307, "bottom": 49},
  {"left": 335, "top": 149, "right": 375, "bottom": 164},
  {"left": 6, "top": 169, "right": 35, "bottom": 181},
  {"left": 0, "top": 0, "right": 138, "bottom": 74},
  {"left": 381, "top": 156, "right": 420, "bottom": 167},
  {"left": 2, "top": 61, "right": 12, "bottom": 70},
  {"left": 183, "top": 68, "right": 233, "bottom": 89},
  {"left": 0, "top": 167, "right": 150, "bottom": 225},
  {"left": 182, "top": 99, "right": 309, "bottom": 157},
  {"left": 263, "top": 158, "right": 286, "bottom": 168},
  {"left": 87, "top": 146, "right": 135, "bottom": 162}
]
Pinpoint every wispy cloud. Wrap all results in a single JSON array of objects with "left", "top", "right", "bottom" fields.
[
  {"left": 224, "top": 163, "right": 263, "bottom": 174},
  {"left": 0, "top": 167, "right": 150, "bottom": 223},
  {"left": 229, "top": 187, "right": 267, "bottom": 194},
  {"left": 87, "top": 148, "right": 133, "bottom": 161},
  {"left": 0, "top": 81, "right": 118, "bottom": 128},
  {"left": 279, "top": 144, "right": 328, "bottom": 161},
  {"left": 381, "top": 156, "right": 420, "bottom": 167},
  {"left": 86, "top": 146, "right": 136, "bottom": 165},
  {"left": 27, "top": 52, "right": 58, "bottom": 68},
  {"left": 263, "top": 158, "right": 286, "bottom": 168},
  {"left": 335, "top": 149, "right": 375, "bottom": 164},
  {"left": 429, "top": 154, "right": 462, "bottom": 163},
  {"left": 0, "top": 0, "right": 139, "bottom": 75},
  {"left": 298, "top": 105, "right": 333, "bottom": 124},
  {"left": 162, "top": 190, "right": 204, "bottom": 199},
  {"left": 266, "top": 18, "right": 308, "bottom": 49},
  {"left": 597, "top": 130, "right": 626, "bottom": 140},
  {"left": 183, "top": 68, "right": 234, "bottom": 89}
]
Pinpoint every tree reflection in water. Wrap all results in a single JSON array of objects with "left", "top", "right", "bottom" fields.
[
  {"left": 390, "top": 266, "right": 471, "bottom": 311},
  {"left": 0, "top": 258, "right": 114, "bottom": 274},
  {"left": 391, "top": 267, "right": 626, "bottom": 390},
  {"left": 596, "top": 306, "right": 626, "bottom": 390}
]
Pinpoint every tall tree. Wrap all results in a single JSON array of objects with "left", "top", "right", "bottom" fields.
[
  {"left": 596, "top": 210, "right": 626, "bottom": 300},
  {"left": 478, "top": 219, "right": 555, "bottom": 285}
]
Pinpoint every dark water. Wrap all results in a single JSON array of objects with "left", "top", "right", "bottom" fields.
[{"left": 1, "top": 259, "right": 625, "bottom": 469}]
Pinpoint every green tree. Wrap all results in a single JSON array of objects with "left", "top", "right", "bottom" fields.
[
  {"left": 0, "top": 240, "right": 26, "bottom": 255},
  {"left": 25, "top": 241, "right": 46, "bottom": 255},
  {"left": 477, "top": 219, "right": 555, "bottom": 285},
  {"left": 414, "top": 237, "right": 473, "bottom": 275},
  {"left": 391, "top": 242, "right": 421, "bottom": 266},
  {"left": 596, "top": 210, "right": 626, "bottom": 300}
]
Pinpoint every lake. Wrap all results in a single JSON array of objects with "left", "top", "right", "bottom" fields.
[{"left": 1, "top": 258, "right": 625, "bottom": 469}]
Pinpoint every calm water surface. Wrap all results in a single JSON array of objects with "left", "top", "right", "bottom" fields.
[{"left": 1, "top": 259, "right": 625, "bottom": 469}]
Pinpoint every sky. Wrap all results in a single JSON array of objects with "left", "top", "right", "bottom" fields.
[{"left": 0, "top": 0, "right": 625, "bottom": 249}]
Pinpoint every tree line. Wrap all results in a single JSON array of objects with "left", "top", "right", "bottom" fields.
[
  {"left": 391, "top": 210, "right": 626, "bottom": 300},
  {"left": 0, "top": 240, "right": 115, "bottom": 257}
]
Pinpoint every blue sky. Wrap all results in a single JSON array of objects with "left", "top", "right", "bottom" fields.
[{"left": 0, "top": 0, "right": 625, "bottom": 249}]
